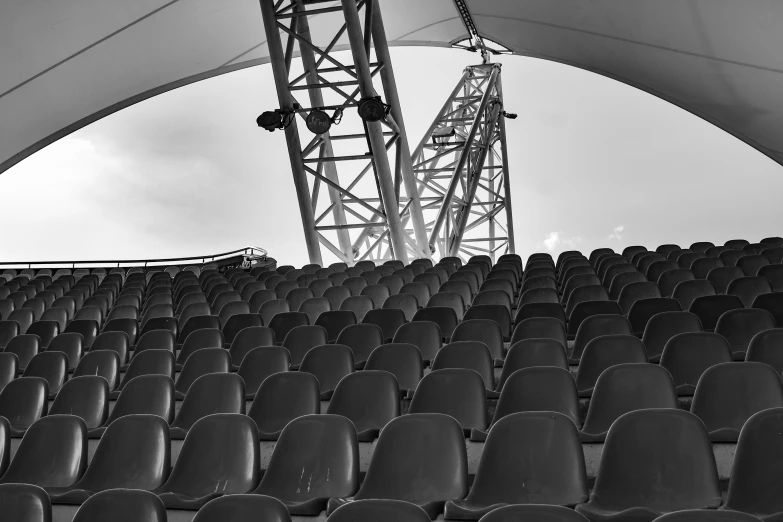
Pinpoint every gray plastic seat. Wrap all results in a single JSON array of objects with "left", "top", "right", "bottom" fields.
[
  {"left": 451, "top": 319, "right": 504, "bottom": 362},
  {"left": 511, "top": 317, "right": 567, "bottom": 351},
  {"left": 95, "top": 375, "right": 175, "bottom": 437},
  {"left": 432, "top": 341, "right": 496, "bottom": 395},
  {"left": 249, "top": 371, "right": 320, "bottom": 441},
  {"left": 299, "top": 344, "right": 354, "bottom": 400},
  {"left": 496, "top": 339, "right": 568, "bottom": 390},
  {"left": 715, "top": 308, "right": 777, "bottom": 360},
  {"left": 0, "top": 415, "right": 87, "bottom": 488},
  {"left": 570, "top": 314, "right": 633, "bottom": 363},
  {"left": 281, "top": 324, "right": 328, "bottom": 367},
  {"left": 176, "top": 328, "right": 224, "bottom": 369},
  {"left": 392, "top": 320, "right": 441, "bottom": 363},
  {"left": 113, "top": 349, "right": 174, "bottom": 399},
  {"left": 364, "top": 342, "right": 422, "bottom": 395},
  {"left": 153, "top": 413, "right": 259, "bottom": 509},
  {"left": 326, "top": 413, "right": 467, "bottom": 519},
  {"left": 0, "top": 352, "right": 17, "bottom": 395},
  {"left": 0, "top": 377, "right": 49, "bottom": 435},
  {"left": 672, "top": 279, "right": 716, "bottom": 311},
  {"left": 4, "top": 333, "right": 39, "bottom": 370},
  {"left": 174, "top": 347, "right": 230, "bottom": 399},
  {"left": 409, "top": 368, "right": 488, "bottom": 434},
  {"left": 237, "top": 346, "right": 289, "bottom": 398},
  {"left": 170, "top": 373, "right": 245, "bottom": 439},
  {"left": 575, "top": 334, "right": 648, "bottom": 397},
  {"left": 49, "top": 376, "right": 109, "bottom": 429},
  {"left": 70, "top": 489, "right": 167, "bottom": 522},
  {"left": 23, "top": 351, "right": 68, "bottom": 398},
  {"left": 727, "top": 276, "right": 773, "bottom": 308},
  {"left": 327, "top": 499, "right": 431, "bottom": 522},
  {"left": 0, "top": 483, "right": 52, "bottom": 522},
  {"left": 641, "top": 311, "right": 703, "bottom": 362},
  {"left": 445, "top": 412, "right": 588, "bottom": 520},
  {"left": 746, "top": 328, "right": 783, "bottom": 373},
  {"left": 335, "top": 323, "right": 384, "bottom": 368},
  {"left": 314, "top": 310, "right": 357, "bottom": 343}
]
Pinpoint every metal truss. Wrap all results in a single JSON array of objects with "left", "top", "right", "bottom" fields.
[
  {"left": 259, "top": 0, "right": 429, "bottom": 266},
  {"left": 402, "top": 62, "right": 516, "bottom": 263}
]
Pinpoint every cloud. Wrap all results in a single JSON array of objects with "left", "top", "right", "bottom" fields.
[
  {"left": 540, "top": 231, "right": 582, "bottom": 252},
  {"left": 608, "top": 225, "right": 625, "bottom": 241}
]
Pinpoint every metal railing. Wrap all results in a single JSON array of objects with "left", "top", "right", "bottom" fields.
[{"left": 0, "top": 246, "right": 268, "bottom": 270}]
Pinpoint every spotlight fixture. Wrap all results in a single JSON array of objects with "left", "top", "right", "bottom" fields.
[
  {"left": 306, "top": 109, "right": 333, "bottom": 134},
  {"left": 502, "top": 111, "right": 518, "bottom": 119},
  {"left": 256, "top": 104, "right": 299, "bottom": 132},
  {"left": 432, "top": 127, "right": 456, "bottom": 145},
  {"left": 358, "top": 96, "right": 389, "bottom": 122}
]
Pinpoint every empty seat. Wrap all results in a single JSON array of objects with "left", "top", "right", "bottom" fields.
[
  {"left": 432, "top": 341, "right": 495, "bottom": 393},
  {"left": 176, "top": 328, "right": 224, "bottom": 368},
  {"left": 691, "top": 362, "right": 783, "bottom": 441},
  {"left": 672, "top": 279, "right": 716, "bottom": 311},
  {"left": 0, "top": 352, "right": 16, "bottom": 394},
  {"left": 618, "top": 281, "right": 661, "bottom": 315},
  {"left": 607, "top": 271, "right": 647, "bottom": 301},
  {"left": 300, "top": 343, "right": 354, "bottom": 399},
  {"left": 0, "top": 377, "right": 48, "bottom": 435},
  {"left": 23, "top": 351, "right": 68, "bottom": 397},
  {"left": 7, "top": 308, "right": 34, "bottom": 334},
  {"left": 723, "top": 407, "right": 783, "bottom": 519},
  {"left": 708, "top": 266, "right": 745, "bottom": 294},
  {"left": 154, "top": 413, "right": 259, "bottom": 509},
  {"left": 4, "top": 333, "right": 39, "bottom": 370},
  {"left": 0, "top": 483, "right": 52, "bottom": 522},
  {"left": 751, "top": 292, "right": 783, "bottom": 326},
  {"left": 94, "top": 375, "right": 175, "bottom": 439},
  {"left": 339, "top": 295, "right": 374, "bottom": 322},
  {"left": 580, "top": 363, "right": 678, "bottom": 442},
  {"left": 496, "top": 339, "right": 568, "bottom": 390},
  {"left": 746, "top": 328, "right": 783, "bottom": 373},
  {"left": 0, "top": 415, "right": 87, "bottom": 488},
  {"left": 474, "top": 367, "right": 580, "bottom": 443},
  {"left": 479, "top": 504, "right": 590, "bottom": 522},
  {"left": 445, "top": 411, "right": 588, "bottom": 520},
  {"left": 575, "top": 409, "right": 720, "bottom": 520},
  {"left": 641, "top": 311, "right": 703, "bottom": 362},
  {"left": 567, "top": 300, "right": 623, "bottom": 338},
  {"left": 250, "top": 290, "right": 279, "bottom": 314},
  {"left": 113, "top": 350, "right": 174, "bottom": 399},
  {"left": 70, "top": 488, "right": 166, "bottom": 522},
  {"left": 409, "top": 368, "right": 487, "bottom": 434},
  {"left": 565, "top": 285, "right": 609, "bottom": 319},
  {"left": 518, "top": 288, "right": 558, "bottom": 306},
  {"left": 50, "top": 415, "right": 171, "bottom": 504},
  {"left": 511, "top": 317, "right": 567, "bottom": 352},
  {"left": 314, "top": 310, "right": 356, "bottom": 343},
  {"left": 49, "top": 376, "right": 109, "bottom": 429},
  {"left": 721, "top": 251, "right": 748, "bottom": 267},
  {"left": 392, "top": 320, "right": 441, "bottom": 363},
  {"left": 364, "top": 343, "right": 422, "bottom": 395},
  {"left": 515, "top": 302, "right": 567, "bottom": 327},
  {"left": 170, "top": 373, "right": 245, "bottom": 439},
  {"left": 361, "top": 308, "right": 406, "bottom": 343},
  {"left": 480, "top": 279, "right": 514, "bottom": 303},
  {"left": 281, "top": 324, "right": 328, "bottom": 367},
  {"left": 326, "top": 413, "right": 467, "bottom": 519},
  {"left": 689, "top": 294, "right": 744, "bottom": 331},
  {"left": 570, "top": 314, "right": 633, "bottom": 363},
  {"left": 659, "top": 331, "right": 732, "bottom": 395},
  {"left": 174, "top": 347, "right": 230, "bottom": 399},
  {"left": 64, "top": 319, "right": 99, "bottom": 348},
  {"left": 727, "top": 276, "right": 773, "bottom": 308},
  {"left": 575, "top": 334, "right": 647, "bottom": 397},
  {"left": 249, "top": 372, "right": 320, "bottom": 441},
  {"left": 451, "top": 319, "right": 504, "bottom": 361},
  {"left": 326, "top": 371, "right": 399, "bottom": 442},
  {"left": 334, "top": 323, "right": 383, "bottom": 368},
  {"left": 738, "top": 254, "right": 771, "bottom": 276},
  {"left": 627, "top": 298, "right": 681, "bottom": 335},
  {"left": 645, "top": 260, "right": 678, "bottom": 283},
  {"left": 227, "top": 325, "right": 275, "bottom": 369},
  {"left": 759, "top": 264, "right": 783, "bottom": 292},
  {"left": 520, "top": 276, "right": 557, "bottom": 294},
  {"left": 236, "top": 346, "right": 288, "bottom": 399},
  {"left": 328, "top": 499, "right": 431, "bottom": 522},
  {"left": 691, "top": 257, "right": 724, "bottom": 280},
  {"left": 657, "top": 269, "right": 695, "bottom": 298}
]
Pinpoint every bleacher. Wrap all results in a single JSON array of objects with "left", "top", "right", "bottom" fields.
[{"left": 3, "top": 239, "right": 783, "bottom": 521}]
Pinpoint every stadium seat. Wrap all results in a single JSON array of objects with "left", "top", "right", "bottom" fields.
[
  {"left": 112, "top": 350, "right": 174, "bottom": 399},
  {"left": 726, "top": 239, "right": 751, "bottom": 249},
  {"left": 462, "top": 305, "right": 512, "bottom": 341},
  {"left": 618, "top": 281, "right": 661, "bottom": 315},
  {"left": 49, "top": 375, "right": 109, "bottom": 429},
  {"left": 708, "top": 266, "right": 745, "bottom": 294},
  {"left": 0, "top": 377, "right": 48, "bottom": 435},
  {"left": 323, "top": 285, "right": 351, "bottom": 311},
  {"left": 0, "top": 352, "right": 16, "bottom": 394},
  {"left": 451, "top": 319, "right": 504, "bottom": 361},
  {"left": 364, "top": 342, "right": 422, "bottom": 395},
  {"left": 750, "top": 292, "right": 783, "bottom": 326},
  {"left": 0, "top": 414, "right": 87, "bottom": 488},
  {"left": 392, "top": 320, "right": 441, "bottom": 363},
  {"left": 427, "top": 293, "right": 465, "bottom": 322},
  {"left": 575, "top": 409, "right": 720, "bottom": 520},
  {"left": 645, "top": 260, "right": 678, "bottom": 283},
  {"left": 570, "top": 314, "right": 633, "bottom": 363},
  {"left": 154, "top": 413, "right": 259, "bottom": 509},
  {"left": 69, "top": 488, "right": 166, "bottom": 522},
  {"left": 727, "top": 276, "right": 773, "bottom": 308},
  {"left": 607, "top": 271, "right": 647, "bottom": 301},
  {"left": 324, "top": 371, "right": 399, "bottom": 442},
  {"left": 446, "top": 411, "right": 588, "bottom": 520},
  {"left": 520, "top": 276, "right": 557, "bottom": 294},
  {"left": 52, "top": 414, "right": 172, "bottom": 503},
  {"left": 738, "top": 254, "right": 771, "bottom": 276},
  {"left": 334, "top": 323, "right": 383, "bottom": 368},
  {"left": 715, "top": 308, "right": 776, "bottom": 360},
  {"left": 23, "top": 351, "right": 68, "bottom": 397},
  {"left": 5, "top": 333, "right": 40, "bottom": 370},
  {"left": 412, "top": 307, "right": 459, "bottom": 341},
  {"left": 276, "top": 325, "right": 327, "bottom": 368},
  {"left": 300, "top": 343, "right": 354, "bottom": 399},
  {"left": 511, "top": 316, "right": 567, "bottom": 351},
  {"left": 249, "top": 372, "right": 320, "bottom": 441},
  {"left": 515, "top": 302, "right": 567, "bottom": 327},
  {"left": 235, "top": 346, "right": 288, "bottom": 399},
  {"left": 102, "top": 317, "right": 139, "bottom": 346},
  {"left": 602, "top": 264, "right": 636, "bottom": 288},
  {"left": 432, "top": 341, "right": 495, "bottom": 395},
  {"left": 496, "top": 339, "right": 568, "bottom": 391},
  {"left": 671, "top": 279, "right": 716, "bottom": 311},
  {"left": 94, "top": 375, "right": 175, "bottom": 438},
  {"left": 176, "top": 328, "right": 224, "bottom": 369},
  {"left": 174, "top": 347, "right": 230, "bottom": 399},
  {"left": 132, "top": 329, "right": 176, "bottom": 361},
  {"left": 565, "top": 285, "right": 609, "bottom": 319},
  {"left": 627, "top": 298, "right": 681, "bottom": 335},
  {"left": 361, "top": 308, "right": 406, "bottom": 343},
  {"left": 518, "top": 287, "right": 558, "bottom": 306},
  {"left": 359, "top": 284, "right": 390, "bottom": 309},
  {"left": 659, "top": 331, "right": 732, "bottom": 395},
  {"left": 758, "top": 264, "right": 783, "bottom": 293},
  {"left": 7, "top": 308, "right": 34, "bottom": 334},
  {"left": 691, "top": 362, "right": 783, "bottom": 441},
  {"left": 343, "top": 276, "right": 368, "bottom": 297},
  {"left": 64, "top": 319, "right": 99, "bottom": 348},
  {"left": 640, "top": 310, "right": 702, "bottom": 362},
  {"left": 678, "top": 252, "right": 706, "bottom": 270},
  {"left": 580, "top": 363, "right": 677, "bottom": 442},
  {"left": 762, "top": 247, "right": 783, "bottom": 265},
  {"left": 691, "top": 257, "right": 724, "bottom": 280},
  {"left": 479, "top": 279, "right": 514, "bottom": 303},
  {"left": 327, "top": 413, "right": 466, "bottom": 518},
  {"left": 409, "top": 368, "right": 487, "bottom": 434},
  {"left": 340, "top": 295, "right": 374, "bottom": 322},
  {"left": 399, "top": 282, "right": 430, "bottom": 308},
  {"left": 746, "top": 328, "right": 783, "bottom": 373},
  {"left": 575, "top": 334, "right": 647, "bottom": 396},
  {"left": 0, "top": 483, "right": 51, "bottom": 522},
  {"left": 296, "top": 296, "right": 329, "bottom": 325},
  {"left": 193, "top": 494, "right": 290, "bottom": 522},
  {"left": 689, "top": 294, "right": 744, "bottom": 331},
  {"left": 657, "top": 269, "right": 695, "bottom": 298},
  {"left": 639, "top": 253, "right": 667, "bottom": 274},
  {"left": 567, "top": 300, "right": 623, "bottom": 338},
  {"left": 170, "top": 373, "right": 245, "bottom": 439},
  {"left": 227, "top": 325, "right": 275, "bottom": 369},
  {"left": 722, "top": 407, "right": 783, "bottom": 519},
  {"left": 268, "top": 311, "right": 310, "bottom": 342}
]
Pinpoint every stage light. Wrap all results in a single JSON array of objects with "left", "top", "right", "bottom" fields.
[
  {"left": 432, "top": 127, "right": 456, "bottom": 145},
  {"left": 257, "top": 111, "right": 284, "bottom": 132},
  {"left": 502, "top": 111, "right": 518, "bottom": 119},
  {"left": 358, "top": 96, "right": 388, "bottom": 122},
  {"left": 306, "top": 109, "right": 333, "bottom": 134}
]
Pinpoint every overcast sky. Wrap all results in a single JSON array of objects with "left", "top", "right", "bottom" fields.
[{"left": 2, "top": 47, "right": 781, "bottom": 268}]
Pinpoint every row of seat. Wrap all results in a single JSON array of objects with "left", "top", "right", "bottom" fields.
[{"left": 3, "top": 407, "right": 783, "bottom": 520}]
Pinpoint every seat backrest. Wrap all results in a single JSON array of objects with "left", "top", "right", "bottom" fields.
[
  {"left": 300, "top": 343, "right": 354, "bottom": 395},
  {"left": 0, "top": 483, "right": 52, "bottom": 522},
  {"left": 49, "top": 375, "right": 110, "bottom": 429},
  {"left": 364, "top": 343, "right": 422, "bottom": 393},
  {"left": 641, "top": 310, "right": 702, "bottom": 361},
  {"left": 617, "top": 281, "right": 661, "bottom": 315},
  {"left": 575, "top": 334, "right": 647, "bottom": 395},
  {"left": 23, "top": 351, "right": 68, "bottom": 395},
  {"left": 174, "top": 348, "right": 230, "bottom": 396},
  {"left": 325, "top": 371, "right": 401, "bottom": 440},
  {"left": 715, "top": 308, "right": 777, "bottom": 358},
  {"left": 565, "top": 285, "right": 609, "bottom": 318},
  {"left": 409, "top": 368, "right": 487, "bottom": 431},
  {"left": 511, "top": 317, "right": 567, "bottom": 348},
  {"left": 451, "top": 319, "right": 503, "bottom": 360},
  {"left": 497, "top": 339, "right": 568, "bottom": 389},
  {"left": 691, "top": 362, "right": 783, "bottom": 441},
  {"left": 411, "top": 307, "right": 459, "bottom": 340},
  {"left": 72, "top": 488, "right": 166, "bottom": 522},
  {"left": 193, "top": 495, "right": 290, "bottom": 522},
  {"left": 339, "top": 295, "right": 375, "bottom": 322},
  {"left": 171, "top": 373, "right": 245, "bottom": 432},
  {"left": 0, "top": 376, "right": 49, "bottom": 431},
  {"left": 248, "top": 372, "right": 320, "bottom": 440},
  {"left": 493, "top": 367, "right": 580, "bottom": 428},
  {"left": 335, "top": 323, "right": 384, "bottom": 365},
  {"left": 707, "top": 266, "right": 745, "bottom": 294},
  {"left": 431, "top": 341, "right": 494, "bottom": 391},
  {"left": 727, "top": 276, "right": 773, "bottom": 308},
  {"left": 392, "top": 320, "right": 441, "bottom": 362}
]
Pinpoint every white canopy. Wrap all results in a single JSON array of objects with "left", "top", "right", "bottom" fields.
[{"left": 2, "top": 0, "right": 781, "bottom": 174}]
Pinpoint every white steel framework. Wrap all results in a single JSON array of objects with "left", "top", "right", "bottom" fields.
[
  {"left": 259, "top": 0, "right": 429, "bottom": 266},
  {"left": 405, "top": 62, "right": 516, "bottom": 263}
]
